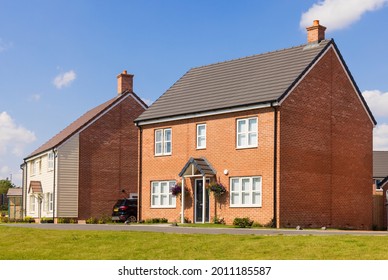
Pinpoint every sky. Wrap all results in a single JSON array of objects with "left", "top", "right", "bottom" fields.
[{"left": 1, "top": 0, "right": 388, "bottom": 186}]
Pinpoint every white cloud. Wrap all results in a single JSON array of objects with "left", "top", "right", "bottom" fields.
[
  {"left": 53, "top": 70, "right": 76, "bottom": 89},
  {"left": 29, "top": 94, "right": 41, "bottom": 102},
  {"left": 0, "top": 111, "right": 36, "bottom": 156},
  {"left": 362, "top": 90, "right": 388, "bottom": 117},
  {"left": 374, "top": 123, "right": 388, "bottom": 150},
  {"left": 300, "top": 0, "right": 388, "bottom": 31},
  {"left": 0, "top": 38, "right": 12, "bottom": 52}
]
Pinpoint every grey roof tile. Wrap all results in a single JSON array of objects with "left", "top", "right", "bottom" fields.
[{"left": 136, "top": 40, "right": 332, "bottom": 122}]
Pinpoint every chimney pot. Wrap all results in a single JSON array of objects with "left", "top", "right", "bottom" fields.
[
  {"left": 117, "top": 70, "right": 134, "bottom": 95},
  {"left": 306, "top": 20, "right": 326, "bottom": 44}
]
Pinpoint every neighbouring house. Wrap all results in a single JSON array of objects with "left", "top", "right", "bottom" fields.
[
  {"left": 135, "top": 20, "right": 376, "bottom": 229},
  {"left": 372, "top": 151, "right": 388, "bottom": 229},
  {"left": 21, "top": 71, "right": 147, "bottom": 222},
  {"left": 7, "top": 188, "right": 22, "bottom": 220},
  {"left": 373, "top": 151, "right": 388, "bottom": 191}
]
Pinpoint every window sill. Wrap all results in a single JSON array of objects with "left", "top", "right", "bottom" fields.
[
  {"left": 151, "top": 206, "right": 176, "bottom": 209},
  {"left": 236, "top": 146, "right": 258, "bottom": 150},
  {"left": 230, "top": 205, "right": 262, "bottom": 208}
]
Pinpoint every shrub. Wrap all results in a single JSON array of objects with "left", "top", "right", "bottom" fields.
[
  {"left": 144, "top": 218, "right": 168, "bottom": 224},
  {"left": 212, "top": 216, "right": 225, "bottom": 225},
  {"left": 58, "top": 217, "right": 78, "bottom": 224},
  {"left": 86, "top": 217, "right": 98, "bottom": 224},
  {"left": 24, "top": 216, "right": 35, "bottom": 223},
  {"left": 233, "top": 217, "right": 253, "bottom": 228},
  {"left": 40, "top": 217, "right": 54, "bottom": 223},
  {"left": 0, "top": 216, "right": 9, "bottom": 223}
]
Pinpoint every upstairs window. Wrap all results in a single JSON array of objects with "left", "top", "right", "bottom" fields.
[
  {"left": 196, "top": 124, "right": 206, "bottom": 149},
  {"left": 155, "top": 128, "right": 172, "bottom": 156},
  {"left": 47, "top": 152, "right": 54, "bottom": 171},
  {"left": 236, "top": 117, "right": 258, "bottom": 148}
]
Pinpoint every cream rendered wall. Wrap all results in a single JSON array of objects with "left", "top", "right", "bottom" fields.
[{"left": 25, "top": 152, "right": 55, "bottom": 218}]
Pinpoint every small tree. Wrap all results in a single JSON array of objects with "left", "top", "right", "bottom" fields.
[{"left": 0, "top": 179, "right": 15, "bottom": 194}]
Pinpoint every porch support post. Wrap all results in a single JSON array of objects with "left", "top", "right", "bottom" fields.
[
  {"left": 181, "top": 177, "right": 185, "bottom": 224},
  {"left": 202, "top": 176, "right": 206, "bottom": 224}
]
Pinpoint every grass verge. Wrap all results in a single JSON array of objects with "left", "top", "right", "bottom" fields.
[{"left": 0, "top": 225, "right": 387, "bottom": 260}]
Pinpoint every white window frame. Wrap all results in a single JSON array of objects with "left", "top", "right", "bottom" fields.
[
  {"left": 47, "top": 152, "right": 54, "bottom": 171},
  {"left": 151, "top": 180, "right": 176, "bottom": 208},
  {"left": 35, "top": 159, "right": 41, "bottom": 175},
  {"left": 43, "top": 192, "right": 53, "bottom": 212},
  {"left": 196, "top": 124, "right": 206, "bottom": 149},
  {"left": 230, "top": 176, "right": 262, "bottom": 207},
  {"left": 236, "top": 117, "right": 258, "bottom": 149},
  {"left": 155, "top": 128, "right": 172, "bottom": 156},
  {"left": 29, "top": 195, "right": 36, "bottom": 213},
  {"left": 30, "top": 161, "right": 36, "bottom": 176}
]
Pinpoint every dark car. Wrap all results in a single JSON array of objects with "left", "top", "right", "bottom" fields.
[{"left": 111, "top": 198, "right": 137, "bottom": 222}]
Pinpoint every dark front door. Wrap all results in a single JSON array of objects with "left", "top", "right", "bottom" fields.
[{"left": 195, "top": 179, "right": 209, "bottom": 223}]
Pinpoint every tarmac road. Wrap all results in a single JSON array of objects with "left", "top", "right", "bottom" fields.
[{"left": 2, "top": 223, "right": 388, "bottom": 236}]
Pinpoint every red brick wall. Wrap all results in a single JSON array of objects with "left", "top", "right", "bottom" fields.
[
  {"left": 279, "top": 47, "right": 373, "bottom": 229},
  {"left": 78, "top": 94, "right": 145, "bottom": 220},
  {"left": 140, "top": 109, "right": 276, "bottom": 225}
]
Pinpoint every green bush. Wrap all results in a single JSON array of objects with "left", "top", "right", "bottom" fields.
[
  {"left": 144, "top": 218, "right": 168, "bottom": 224},
  {"left": 233, "top": 217, "right": 254, "bottom": 228},
  {"left": 86, "top": 217, "right": 98, "bottom": 224},
  {"left": 24, "top": 216, "right": 35, "bottom": 223},
  {"left": 57, "top": 217, "right": 77, "bottom": 224},
  {"left": 212, "top": 216, "right": 225, "bottom": 225},
  {"left": 40, "top": 217, "right": 54, "bottom": 223},
  {"left": 0, "top": 216, "right": 9, "bottom": 223}
]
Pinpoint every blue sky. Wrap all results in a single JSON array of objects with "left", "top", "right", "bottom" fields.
[{"left": 1, "top": 0, "right": 388, "bottom": 186}]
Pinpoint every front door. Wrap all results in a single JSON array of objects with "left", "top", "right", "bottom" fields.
[{"left": 195, "top": 179, "right": 210, "bottom": 223}]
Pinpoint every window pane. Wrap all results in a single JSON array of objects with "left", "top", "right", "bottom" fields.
[
  {"left": 248, "top": 132, "right": 257, "bottom": 146},
  {"left": 160, "top": 182, "right": 167, "bottom": 193},
  {"left": 198, "top": 137, "right": 205, "bottom": 148},
  {"left": 160, "top": 195, "right": 167, "bottom": 205},
  {"left": 242, "top": 178, "right": 250, "bottom": 191},
  {"left": 165, "top": 142, "right": 171, "bottom": 154},
  {"left": 164, "top": 129, "right": 171, "bottom": 141},
  {"left": 198, "top": 125, "right": 205, "bottom": 136},
  {"left": 152, "top": 195, "right": 158, "bottom": 206},
  {"left": 231, "top": 179, "right": 239, "bottom": 191},
  {"left": 252, "top": 193, "right": 260, "bottom": 205},
  {"left": 248, "top": 118, "right": 257, "bottom": 132},
  {"left": 152, "top": 182, "right": 159, "bottom": 194},
  {"left": 238, "top": 134, "right": 247, "bottom": 147},
  {"left": 242, "top": 193, "right": 250, "bottom": 204},
  {"left": 252, "top": 177, "right": 261, "bottom": 190},
  {"left": 237, "top": 120, "right": 246, "bottom": 133},
  {"left": 155, "top": 143, "right": 162, "bottom": 154},
  {"left": 155, "top": 130, "right": 162, "bottom": 142},
  {"left": 231, "top": 193, "right": 239, "bottom": 205}
]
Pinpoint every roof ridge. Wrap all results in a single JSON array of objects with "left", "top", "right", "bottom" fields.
[{"left": 191, "top": 39, "right": 332, "bottom": 70}]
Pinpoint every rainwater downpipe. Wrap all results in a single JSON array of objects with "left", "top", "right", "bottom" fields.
[
  {"left": 272, "top": 103, "right": 278, "bottom": 228},
  {"left": 53, "top": 149, "right": 57, "bottom": 222},
  {"left": 137, "top": 125, "right": 143, "bottom": 222}
]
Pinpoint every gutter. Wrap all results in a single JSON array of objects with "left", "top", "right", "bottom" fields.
[
  {"left": 137, "top": 125, "right": 143, "bottom": 222},
  {"left": 53, "top": 149, "right": 57, "bottom": 222}
]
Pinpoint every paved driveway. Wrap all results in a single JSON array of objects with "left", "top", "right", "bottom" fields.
[{"left": 2, "top": 223, "right": 388, "bottom": 236}]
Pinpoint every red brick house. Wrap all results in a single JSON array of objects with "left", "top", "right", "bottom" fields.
[
  {"left": 21, "top": 71, "right": 147, "bottom": 222},
  {"left": 135, "top": 21, "right": 376, "bottom": 229}
]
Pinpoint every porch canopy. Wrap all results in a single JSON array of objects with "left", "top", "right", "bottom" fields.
[
  {"left": 28, "top": 181, "right": 43, "bottom": 194},
  {"left": 178, "top": 157, "right": 216, "bottom": 223}
]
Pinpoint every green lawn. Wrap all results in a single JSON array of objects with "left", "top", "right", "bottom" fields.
[{"left": 0, "top": 225, "right": 387, "bottom": 260}]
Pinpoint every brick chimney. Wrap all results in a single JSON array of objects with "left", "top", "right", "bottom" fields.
[
  {"left": 306, "top": 20, "right": 326, "bottom": 44},
  {"left": 117, "top": 70, "right": 134, "bottom": 94}
]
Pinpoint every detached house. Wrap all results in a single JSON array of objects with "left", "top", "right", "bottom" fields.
[
  {"left": 21, "top": 72, "right": 147, "bottom": 222},
  {"left": 135, "top": 21, "right": 376, "bottom": 229}
]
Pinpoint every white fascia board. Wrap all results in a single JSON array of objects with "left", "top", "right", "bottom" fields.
[
  {"left": 279, "top": 44, "right": 375, "bottom": 127},
  {"left": 136, "top": 102, "right": 274, "bottom": 126}
]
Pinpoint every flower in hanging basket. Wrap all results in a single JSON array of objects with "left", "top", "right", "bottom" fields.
[
  {"left": 171, "top": 183, "right": 182, "bottom": 196},
  {"left": 207, "top": 181, "right": 226, "bottom": 197}
]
